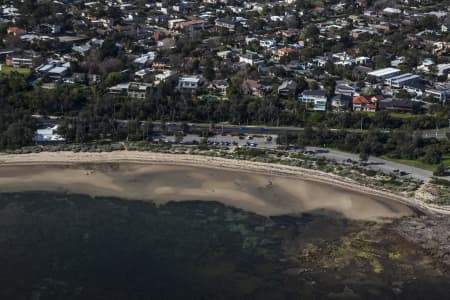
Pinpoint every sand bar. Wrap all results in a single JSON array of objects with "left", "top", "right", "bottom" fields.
[{"left": 0, "top": 151, "right": 443, "bottom": 220}]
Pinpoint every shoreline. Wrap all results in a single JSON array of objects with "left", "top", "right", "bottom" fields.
[{"left": 0, "top": 151, "right": 448, "bottom": 217}]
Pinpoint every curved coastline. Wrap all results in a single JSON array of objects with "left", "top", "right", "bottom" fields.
[{"left": 0, "top": 151, "right": 447, "bottom": 218}]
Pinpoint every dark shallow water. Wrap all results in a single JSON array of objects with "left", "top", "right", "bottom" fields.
[{"left": 0, "top": 191, "right": 449, "bottom": 300}]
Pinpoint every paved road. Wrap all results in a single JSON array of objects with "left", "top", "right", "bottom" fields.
[
  {"left": 306, "top": 147, "right": 433, "bottom": 182},
  {"left": 159, "top": 134, "right": 278, "bottom": 149},
  {"left": 33, "top": 116, "right": 449, "bottom": 140},
  {"left": 162, "top": 122, "right": 448, "bottom": 140}
]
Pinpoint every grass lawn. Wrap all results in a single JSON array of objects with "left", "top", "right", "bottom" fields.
[
  {"left": 440, "top": 156, "right": 450, "bottom": 167},
  {"left": 379, "top": 155, "right": 437, "bottom": 171},
  {"left": 0, "top": 65, "right": 31, "bottom": 76}
]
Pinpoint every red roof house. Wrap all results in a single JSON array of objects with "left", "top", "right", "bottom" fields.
[{"left": 7, "top": 27, "right": 26, "bottom": 36}]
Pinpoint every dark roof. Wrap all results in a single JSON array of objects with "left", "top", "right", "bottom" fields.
[
  {"left": 378, "top": 99, "right": 415, "bottom": 109},
  {"left": 336, "top": 84, "right": 355, "bottom": 91},
  {"left": 215, "top": 19, "right": 239, "bottom": 25},
  {"left": 332, "top": 94, "right": 352, "bottom": 102},
  {"left": 302, "top": 89, "right": 326, "bottom": 97}
]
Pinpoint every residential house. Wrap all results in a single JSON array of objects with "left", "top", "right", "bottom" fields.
[
  {"left": 352, "top": 66, "right": 373, "bottom": 80},
  {"left": 241, "top": 80, "right": 262, "bottom": 97},
  {"left": 331, "top": 94, "right": 352, "bottom": 112},
  {"left": 298, "top": 90, "right": 328, "bottom": 111},
  {"left": 5, "top": 52, "right": 42, "bottom": 68},
  {"left": 425, "top": 84, "right": 450, "bottom": 103},
  {"left": 417, "top": 58, "right": 435, "bottom": 73},
  {"left": 276, "top": 47, "right": 297, "bottom": 61},
  {"left": 277, "top": 80, "right": 297, "bottom": 98},
  {"left": 370, "top": 95, "right": 384, "bottom": 103},
  {"left": 134, "top": 68, "right": 154, "bottom": 81},
  {"left": 173, "top": 19, "right": 209, "bottom": 32},
  {"left": 215, "top": 19, "right": 240, "bottom": 31},
  {"left": 168, "top": 19, "right": 186, "bottom": 30},
  {"left": 216, "top": 50, "right": 232, "bottom": 60},
  {"left": 259, "top": 39, "right": 277, "bottom": 48},
  {"left": 432, "top": 42, "right": 450, "bottom": 56},
  {"left": 436, "top": 64, "right": 450, "bottom": 77},
  {"left": 154, "top": 70, "right": 177, "bottom": 85},
  {"left": 7, "top": 26, "right": 26, "bottom": 36},
  {"left": 385, "top": 73, "right": 421, "bottom": 88},
  {"left": 108, "top": 82, "right": 153, "bottom": 99},
  {"left": 36, "top": 61, "right": 71, "bottom": 79},
  {"left": 442, "top": 18, "right": 450, "bottom": 33},
  {"left": 352, "top": 96, "right": 376, "bottom": 112},
  {"left": 128, "top": 82, "right": 153, "bottom": 99},
  {"left": 382, "top": 7, "right": 401, "bottom": 15},
  {"left": 34, "top": 125, "right": 65, "bottom": 143},
  {"left": 367, "top": 67, "right": 401, "bottom": 81},
  {"left": 335, "top": 83, "right": 357, "bottom": 97},
  {"left": 378, "top": 99, "right": 415, "bottom": 113},
  {"left": 239, "top": 51, "right": 264, "bottom": 66},
  {"left": 177, "top": 75, "right": 205, "bottom": 91},
  {"left": 134, "top": 52, "right": 156, "bottom": 67},
  {"left": 210, "top": 79, "right": 229, "bottom": 96}
]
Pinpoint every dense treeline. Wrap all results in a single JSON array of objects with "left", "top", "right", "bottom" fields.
[
  {"left": 0, "top": 73, "right": 450, "bottom": 151},
  {"left": 0, "top": 73, "right": 36, "bottom": 149},
  {"left": 281, "top": 126, "right": 448, "bottom": 165}
]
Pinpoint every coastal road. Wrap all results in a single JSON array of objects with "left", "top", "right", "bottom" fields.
[
  {"left": 162, "top": 122, "right": 449, "bottom": 140},
  {"left": 33, "top": 115, "right": 449, "bottom": 140},
  {"left": 306, "top": 147, "right": 433, "bottom": 182}
]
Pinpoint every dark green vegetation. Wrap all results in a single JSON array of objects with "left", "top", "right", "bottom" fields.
[
  {"left": 0, "top": 192, "right": 449, "bottom": 300},
  {"left": 0, "top": 73, "right": 36, "bottom": 149},
  {"left": 281, "top": 126, "right": 450, "bottom": 167},
  {"left": 1, "top": 72, "right": 450, "bottom": 151}
]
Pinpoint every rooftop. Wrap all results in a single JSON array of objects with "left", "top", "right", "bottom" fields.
[{"left": 368, "top": 67, "right": 401, "bottom": 77}]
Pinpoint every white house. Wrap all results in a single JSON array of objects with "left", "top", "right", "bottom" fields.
[
  {"left": 35, "top": 125, "right": 65, "bottom": 142},
  {"left": 177, "top": 75, "right": 205, "bottom": 90},
  {"left": 298, "top": 90, "right": 328, "bottom": 111},
  {"left": 239, "top": 52, "right": 264, "bottom": 66},
  {"left": 259, "top": 39, "right": 277, "bottom": 48},
  {"left": 155, "top": 70, "right": 177, "bottom": 84}
]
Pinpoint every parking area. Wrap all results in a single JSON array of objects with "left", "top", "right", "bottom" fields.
[
  {"left": 303, "top": 147, "right": 433, "bottom": 181},
  {"left": 155, "top": 134, "right": 279, "bottom": 149}
]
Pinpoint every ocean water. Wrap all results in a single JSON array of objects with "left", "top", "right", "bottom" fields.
[{"left": 0, "top": 191, "right": 449, "bottom": 300}]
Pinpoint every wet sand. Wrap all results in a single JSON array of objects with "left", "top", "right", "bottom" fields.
[{"left": 0, "top": 152, "right": 415, "bottom": 221}]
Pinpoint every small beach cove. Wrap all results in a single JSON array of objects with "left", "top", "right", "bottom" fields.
[{"left": 0, "top": 151, "right": 421, "bottom": 221}]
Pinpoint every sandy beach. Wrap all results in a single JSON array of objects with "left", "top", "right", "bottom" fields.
[{"left": 0, "top": 151, "right": 434, "bottom": 221}]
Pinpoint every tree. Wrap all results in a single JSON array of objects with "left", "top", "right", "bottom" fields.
[
  {"left": 359, "top": 142, "right": 371, "bottom": 162},
  {"left": 308, "top": 80, "right": 319, "bottom": 90},
  {"left": 416, "top": 15, "right": 438, "bottom": 31},
  {"left": 373, "top": 55, "right": 389, "bottom": 69},
  {"left": 422, "top": 145, "right": 442, "bottom": 165},
  {"left": 181, "top": 122, "right": 190, "bottom": 134},
  {"left": 100, "top": 38, "right": 119, "bottom": 59},
  {"left": 203, "top": 58, "right": 215, "bottom": 81},
  {"left": 103, "top": 72, "right": 123, "bottom": 87},
  {"left": 305, "top": 24, "right": 320, "bottom": 44},
  {"left": 174, "top": 131, "right": 184, "bottom": 144},
  {"left": 434, "top": 164, "right": 447, "bottom": 176},
  {"left": 395, "top": 89, "right": 410, "bottom": 99},
  {"left": 323, "top": 76, "right": 336, "bottom": 98}
]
